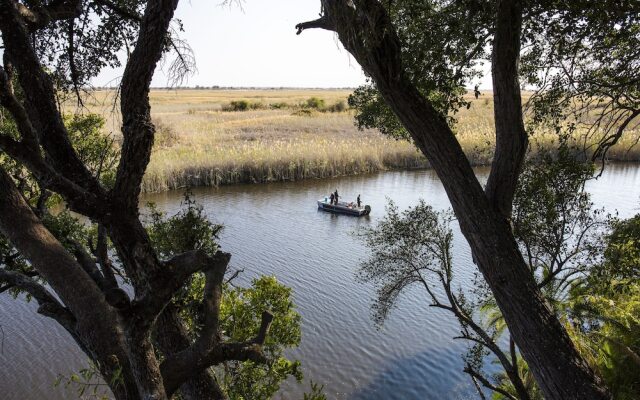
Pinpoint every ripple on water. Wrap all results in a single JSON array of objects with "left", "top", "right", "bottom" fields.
[{"left": 2, "top": 165, "right": 640, "bottom": 399}]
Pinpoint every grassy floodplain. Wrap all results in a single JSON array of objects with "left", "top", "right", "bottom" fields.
[{"left": 76, "top": 89, "right": 640, "bottom": 192}]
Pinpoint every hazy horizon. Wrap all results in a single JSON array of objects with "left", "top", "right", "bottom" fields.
[{"left": 94, "top": 0, "right": 492, "bottom": 90}]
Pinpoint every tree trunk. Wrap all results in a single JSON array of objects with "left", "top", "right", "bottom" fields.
[
  {"left": 378, "top": 74, "right": 609, "bottom": 400},
  {"left": 0, "top": 169, "right": 141, "bottom": 400},
  {"left": 299, "top": 1, "right": 611, "bottom": 398}
]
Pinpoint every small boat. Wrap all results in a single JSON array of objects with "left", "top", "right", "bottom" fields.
[{"left": 317, "top": 198, "right": 371, "bottom": 216}]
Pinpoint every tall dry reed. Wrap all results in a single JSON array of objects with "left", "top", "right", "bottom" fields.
[{"left": 68, "top": 89, "right": 640, "bottom": 192}]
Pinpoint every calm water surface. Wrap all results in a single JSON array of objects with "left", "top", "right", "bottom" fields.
[{"left": 1, "top": 165, "right": 639, "bottom": 399}]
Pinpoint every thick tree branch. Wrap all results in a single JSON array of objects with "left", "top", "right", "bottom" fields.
[
  {"left": 154, "top": 306, "right": 228, "bottom": 400},
  {"left": 0, "top": 167, "right": 114, "bottom": 326},
  {"left": 0, "top": 166, "right": 134, "bottom": 398},
  {"left": 71, "top": 240, "right": 107, "bottom": 288},
  {"left": 0, "top": 0, "right": 106, "bottom": 198},
  {"left": 0, "top": 132, "right": 107, "bottom": 217},
  {"left": 0, "top": 268, "right": 76, "bottom": 330},
  {"left": 161, "top": 309, "right": 273, "bottom": 398},
  {"left": 129, "top": 250, "right": 230, "bottom": 332},
  {"left": 113, "top": 0, "right": 180, "bottom": 212},
  {"left": 120, "top": 249, "right": 229, "bottom": 398},
  {"left": 158, "top": 251, "right": 274, "bottom": 397},
  {"left": 295, "top": 16, "right": 333, "bottom": 34},
  {"left": 485, "top": 0, "right": 528, "bottom": 220},
  {"left": 15, "top": 0, "right": 82, "bottom": 31},
  {"left": 254, "top": 310, "right": 274, "bottom": 345},
  {"left": 0, "top": 64, "right": 38, "bottom": 149},
  {"left": 0, "top": 61, "right": 102, "bottom": 213}
]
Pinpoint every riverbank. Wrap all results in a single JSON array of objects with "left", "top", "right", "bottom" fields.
[{"left": 78, "top": 89, "right": 640, "bottom": 192}]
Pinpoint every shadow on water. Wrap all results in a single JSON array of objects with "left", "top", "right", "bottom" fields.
[{"left": 350, "top": 346, "right": 482, "bottom": 400}]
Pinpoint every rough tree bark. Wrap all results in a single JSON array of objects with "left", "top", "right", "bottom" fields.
[
  {"left": 297, "top": 1, "right": 610, "bottom": 399},
  {"left": 0, "top": 169, "right": 140, "bottom": 400},
  {"left": 0, "top": 0, "right": 274, "bottom": 399}
]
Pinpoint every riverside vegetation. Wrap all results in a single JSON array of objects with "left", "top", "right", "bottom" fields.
[{"left": 72, "top": 89, "right": 640, "bottom": 192}]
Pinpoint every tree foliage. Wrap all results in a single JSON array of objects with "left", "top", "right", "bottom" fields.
[
  {"left": 512, "top": 143, "right": 606, "bottom": 295},
  {"left": 145, "top": 198, "right": 303, "bottom": 400},
  {"left": 347, "top": 0, "right": 493, "bottom": 140},
  {"left": 219, "top": 276, "right": 302, "bottom": 399},
  {"left": 357, "top": 199, "right": 454, "bottom": 325},
  {"left": 567, "top": 214, "right": 640, "bottom": 399},
  {"left": 521, "top": 0, "right": 640, "bottom": 160},
  {"left": 299, "top": 0, "right": 634, "bottom": 398},
  {"left": 358, "top": 150, "right": 636, "bottom": 399},
  {"left": 357, "top": 200, "right": 533, "bottom": 399}
]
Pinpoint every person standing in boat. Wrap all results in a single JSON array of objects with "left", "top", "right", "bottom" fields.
[
  {"left": 334, "top": 190, "right": 339, "bottom": 205},
  {"left": 357, "top": 194, "right": 361, "bottom": 208},
  {"left": 329, "top": 192, "right": 335, "bottom": 205}
]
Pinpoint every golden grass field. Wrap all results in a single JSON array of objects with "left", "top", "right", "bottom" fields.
[{"left": 75, "top": 89, "right": 640, "bottom": 192}]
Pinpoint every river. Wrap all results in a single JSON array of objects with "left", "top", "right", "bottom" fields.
[{"left": 1, "top": 164, "right": 639, "bottom": 399}]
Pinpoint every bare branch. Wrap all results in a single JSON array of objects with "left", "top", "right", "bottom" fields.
[
  {"left": 464, "top": 365, "right": 518, "bottom": 400},
  {"left": 224, "top": 268, "right": 244, "bottom": 286},
  {"left": 592, "top": 109, "right": 640, "bottom": 163},
  {"left": 0, "top": 63, "right": 38, "bottom": 149},
  {"left": 295, "top": 16, "right": 333, "bottom": 34}
]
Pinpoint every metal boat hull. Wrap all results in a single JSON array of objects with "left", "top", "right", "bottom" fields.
[{"left": 317, "top": 200, "right": 371, "bottom": 216}]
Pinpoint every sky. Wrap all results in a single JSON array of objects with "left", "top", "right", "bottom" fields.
[{"left": 95, "top": 0, "right": 369, "bottom": 88}]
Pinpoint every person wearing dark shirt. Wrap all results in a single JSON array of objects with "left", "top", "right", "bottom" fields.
[
  {"left": 357, "top": 194, "right": 361, "bottom": 208},
  {"left": 330, "top": 192, "right": 335, "bottom": 204},
  {"left": 334, "top": 190, "right": 339, "bottom": 205}
]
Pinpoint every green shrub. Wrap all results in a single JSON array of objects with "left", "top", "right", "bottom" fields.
[
  {"left": 223, "top": 100, "right": 266, "bottom": 111},
  {"left": 326, "top": 101, "right": 347, "bottom": 113},
  {"left": 305, "top": 97, "right": 325, "bottom": 110},
  {"left": 269, "top": 102, "right": 289, "bottom": 109},
  {"left": 223, "top": 100, "right": 250, "bottom": 111},
  {"left": 249, "top": 101, "right": 265, "bottom": 110}
]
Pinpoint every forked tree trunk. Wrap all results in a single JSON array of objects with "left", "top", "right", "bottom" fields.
[
  {"left": 296, "top": 1, "right": 612, "bottom": 398},
  {"left": 379, "top": 79, "right": 609, "bottom": 399},
  {"left": 155, "top": 306, "right": 227, "bottom": 400}
]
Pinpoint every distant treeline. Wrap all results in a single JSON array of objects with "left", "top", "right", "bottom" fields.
[{"left": 93, "top": 86, "right": 358, "bottom": 91}]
